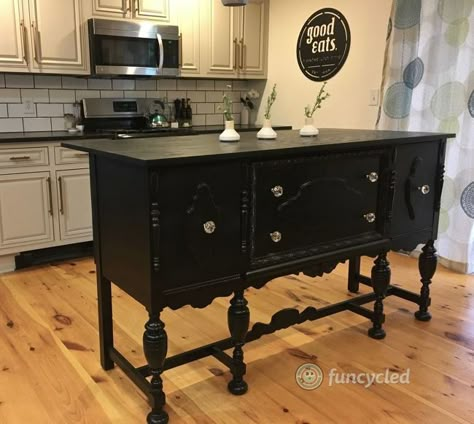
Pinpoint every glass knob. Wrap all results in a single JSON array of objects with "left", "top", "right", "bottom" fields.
[
  {"left": 271, "top": 185, "right": 284, "bottom": 197},
  {"left": 364, "top": 213, "right": 376, "bottom": 223},
  {"left": 270, "top": 231, "right": 282, "bottom": 243},
  {"left": 366, "top": 172, "right": 379, "bottom": 183},
  {"left": 418, "top": 185, "right": 430, "bottom": 195},
  {"left": 203, "top": 220, "right": 216, "bottom": 234}
]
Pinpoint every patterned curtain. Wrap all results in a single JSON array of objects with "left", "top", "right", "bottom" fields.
[{"left": 377, "top": 0, "right": 474, "bottom": 273}]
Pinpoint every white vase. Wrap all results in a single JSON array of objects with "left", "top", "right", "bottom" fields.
[
  {"left": 241, "top": 107, "right": 250, "bottom": 125},
  {"left": 257, "top": 118, "right": 277, "bottom": 140},
  {"left": 299, "top": 117, "right": 319, "bottom": 137},
  {"left": 219, "top": 120, "right": 240, "bottom": 142}
]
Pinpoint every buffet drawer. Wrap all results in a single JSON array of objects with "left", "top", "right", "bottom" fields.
[
  {"left": 54, "top": 147, "right": 89, "bottom": 165},
  {"left": 250, "top": 150, "right": 385, "bottom": 263},
  {"left": 0, "top": 147, "right": 49, "bottom": 168}
]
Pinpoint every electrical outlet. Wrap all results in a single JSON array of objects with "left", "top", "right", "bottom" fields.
[
  {"left": 369, "top": 89, "right": 380, "bottom": 107},
  {"left": 23, "top": 100, "right": 35, "bottom": 115}
]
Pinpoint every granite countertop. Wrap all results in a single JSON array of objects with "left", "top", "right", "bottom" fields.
[
  {"left": 63, "top": 128, "right": 455, "bottom": 167},
  {"left": 0, "top": 125, "right": 292, "bottom": 143}
]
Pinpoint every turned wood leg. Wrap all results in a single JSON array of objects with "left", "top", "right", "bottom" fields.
[
  {"left": 143, "top": 313, "right": 169, "bottom": 424},
  {"left": 368, "top": 253, "right": 391, "bottom": 340},
  {"left": 97, "top": 275, "right": 114, "bottom": 370},
  {"left": 227, "top": 290, "right": 250, "bottom": 395},
  {"left": 348, "top": 257, "right": 361, "bottom": 293},
  {"left": 415, "top": 240, "right": 437, "bottom": 321}
]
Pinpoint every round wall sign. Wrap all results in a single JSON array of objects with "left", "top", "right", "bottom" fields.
[{"left": 296, "top": 8, "right": 351, "bottom": 82}]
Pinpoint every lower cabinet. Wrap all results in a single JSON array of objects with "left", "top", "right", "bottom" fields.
[
  {"left": 0, "top": 172, "right": 54, "bottom": 249},
  {"left": 56, "top": 169, "right": 92, "bottom": 240}
]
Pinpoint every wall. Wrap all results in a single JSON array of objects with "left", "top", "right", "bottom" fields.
[
  {"left": 252, "top": 0, "right": 392, "bottom": 130},
  {"left": 0, "top": 74, "right": 249, "bottom": 132}
]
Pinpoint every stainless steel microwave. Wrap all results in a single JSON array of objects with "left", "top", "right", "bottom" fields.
[{"left": 88, "top": 18, "right": 180, "bottom": 77}]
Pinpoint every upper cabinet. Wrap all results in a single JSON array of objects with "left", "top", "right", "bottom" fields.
[
  {"left": 0, "top": 0, "right": 89, "bottom": 75},
  {"left": 92, "top": 0, "right": 173, "bottom": 23},
  {"left": 177, "top": 0, "right": 201, "bottom": 76},
  {"left": 200, "top": 0, "right": 268, "bottom": 79}
]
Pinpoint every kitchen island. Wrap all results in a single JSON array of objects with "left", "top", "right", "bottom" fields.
[{"left": 64, "top": 128, "right": 453, "bottom": 423}]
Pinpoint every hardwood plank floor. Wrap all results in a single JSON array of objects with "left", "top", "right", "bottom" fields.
[{"left": 0, "top": 252, "right": 473, "bottom": 423}]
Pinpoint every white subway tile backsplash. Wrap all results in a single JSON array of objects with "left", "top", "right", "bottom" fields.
[
  {"left": 214, "top": 80, "right": 233, "bottom": 91},
  {"left": 196, "top": 80, "right": 214, "bottom": 91},
  {"left": 124, "top": 91, "right": 146, "bottom": 98},
  {"left": 228, "top": 91, "right": 241, "bottom": 102},
  {"left": 34, "top": 75, "right": 62, "bottom": 89},
  {"left": 51, "top": 117, "right": 67, "bottom": 131},
  {"left": 76, "top": 90, "right": 100, "bottom": 100},
  {"left": 23, "top": 118, "right": 51, "bottom": 132},
  {"left": 205, "top": 114, "right": 224, "bottom": 126},
  {"left": 113, "top": 79, "right": 135, "bottom": 90},
  {"left": 21, "top": 89, "right": 49, "bottom": 103},
  {"left": 167, "top": 91, "right": 187, "bottom": 100},
  {"left": 192, "top": 115, "right": 205, "bottom": 126},
  {"left": 63, "top": 104, "right": 75, "bottom": 114},
  {"left": 0, "top": 104, "right": 7, "bottom": 117},
  {"left": 146, "top": 91, "right": 167, "bottom": 98},
  {"left": 233, "top": 80, "right": 249, "bottom": 91},
  {"left": 136, "top": 80, "right": 157, "bottom": 91},
  {"left": 158, "top": 79, "right": 177, "bottom": 90},
  {"left": 8, "top": 103, "right": 36, "bottom": 117},
  {"left": 100, "top": 90, "right": 124, "bottom": 98},
  {"left": 0, "top": 118, "right": 23, "bottom": 132},
  {"left": 5, "top": 74, "right": 34, "bottom": 88},
  {"left": 37, "top": 103, "right": 63, "bottom": 117},
  {"left": 0, "top": 89, "right": 21, "bottom": 103},
  {"left": 177, "top": 79, "right": 197, "bottom": 91},
  {"left": 206, "top": 91, "right": 223, "bottom": 103},
  {"left": 186, "top": 91, "right": 205, "bottom": 103},
  {"left": 49, "top": 89, "right": 75, "bottom": 103},
  {"left": 197, "top": 103, "right": 214, "bottom": 114},
  {"left": 88, "top": 78, "right": 112, "bottom": 90},
  {"left": 62, "top": 76, "right": 87, "bottom": 89}
]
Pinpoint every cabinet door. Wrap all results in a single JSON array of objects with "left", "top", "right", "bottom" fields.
[
  {"left": 240, "top": 0, "right": 267, "bottom": 77},
  {"left": 177, "top": 0, "right": 200, "bottom": 76},
  {"left": 56, "top": 169, "right": 92, "bottom": 240},
  {"left": 92, "top": 0, "right": 130, "bottom": 18},
  {"left": 0, "top": 172, "right": 54, "bottom": 249},
  {"left": 28, "top": 0, "right": 87, "bottom": 73},
  {"left": 134, "top": 0, "right": 170, "bottom": 21},
  {"left": 202, "top": 0, "right": 239, "bottom": 77},
  {"left": 0, "top": 0, "right": 29, "bottom": 72}
]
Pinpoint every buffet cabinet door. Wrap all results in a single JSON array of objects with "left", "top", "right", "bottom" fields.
[
  {"left": 250, "top": 150, "right": 385, "bottom": 265},
  {"left": 390, "top": 140, "right": 441, "bottom": 238},
  {"left": 158, "top": 163, "right": 241, "bottom": 289}
]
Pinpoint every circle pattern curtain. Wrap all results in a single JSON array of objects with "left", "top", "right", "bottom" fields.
[{"left": 377, "top": 0, "right": 474, "bottom": 273}]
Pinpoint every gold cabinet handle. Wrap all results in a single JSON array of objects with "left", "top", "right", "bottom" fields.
[
  {"left": 58, "top": 176, "right": 64, "bottom": 215},
  {"left": 233, "top": 38, "right": 238, "bottom": 70},
  {"left": 46, "top": 177, "right": 53, "bottom": 216},
  {"left": 31, "top": 21, "right": 41, "bottom": 63},
  {"left": 178, "top": 33, "right": 183, "bottom": 68},
  {"left": 9, "top": 156, "right": 31, "bottom": 161},
  {"left": 20, "top": 20, "right": 28, "bottom": 64},
  {"left": 74, "top": 153, "right": 89, "bottom": 158}
]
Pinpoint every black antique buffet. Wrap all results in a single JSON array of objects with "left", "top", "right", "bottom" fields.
[{"left": 64, "top": 128, "right": 453, "bottom": 423}]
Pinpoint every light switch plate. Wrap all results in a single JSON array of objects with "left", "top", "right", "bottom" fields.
[{"left": 23, "top": 100, "right": 35, "bottom": 115}]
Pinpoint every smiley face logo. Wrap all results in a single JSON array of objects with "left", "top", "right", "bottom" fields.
[{"left": 295, "top": 363, "right": 324, "bottom": 390}]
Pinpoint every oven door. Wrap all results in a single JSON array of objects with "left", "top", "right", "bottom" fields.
[{"left": 89, "top": 19, "right": 179, "bottom": 77}]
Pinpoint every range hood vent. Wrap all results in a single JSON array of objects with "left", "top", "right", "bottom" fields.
[{"left": 221, "top": 0, "right": 247, "bottom": 6}]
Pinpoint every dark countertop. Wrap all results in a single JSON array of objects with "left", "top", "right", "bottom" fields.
[
  {"left": 0, "top": 125, "right": 291, "bottom": 143},
  {"left": 63, "top": 128, "right": 455, "bottom": 167}
]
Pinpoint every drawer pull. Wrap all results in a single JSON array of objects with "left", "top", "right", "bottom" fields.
[
  {"left": 366, "top": 172, "right": 379, "bottom": 183},
  {"left": 270, "top": 231, "right": 282, "bottom": 243},
  {"left": 46, "top": 177, "right": 53, "bottom": 216},
  {"left": 203, "top": 220, "right": 216, "bottom": 234},
  {"left": 74, "top": 153, "right": 89, "bottom": 158},
  {"left": 9, "top": 156, "right": 31, "bottom": 161},
  {"left": 364, "top": 213, "right": 376, "bottom": 223},
  {"left": 271, "top": 185, "right": 284, "bottom": 197},
  {"left": 418, "top": 185, "right": 430, "bottom": 195}
]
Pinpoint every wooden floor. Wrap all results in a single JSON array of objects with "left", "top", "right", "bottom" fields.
[{"left": 0, "top": 253, "right": 473, "bottom": 423}]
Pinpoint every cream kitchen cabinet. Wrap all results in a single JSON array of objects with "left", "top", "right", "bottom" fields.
[
  {"left": 91, "top": 0, "right": 172, "bottom": 23},
  {"left": 0, "top": 0, "right": 89, "bottom": 75},
  {"left": 177, "top": 0, "right": 201, "bottom": 76},
  {"left": 0, "top": 172, "right": 54, "bottom": 250},
  {"left": 0, "top": 143, "right": 92, "bottom": 273},
  {"left": 56, "top": 169, "right": 92, "bottom": 240}
]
